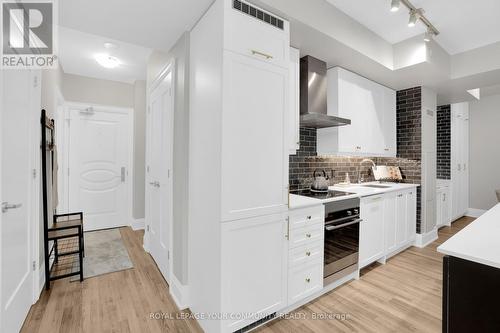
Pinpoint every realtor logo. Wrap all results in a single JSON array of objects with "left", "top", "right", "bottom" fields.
[{"left": 1, "top": 0, "right": 58, "bottom": 68}]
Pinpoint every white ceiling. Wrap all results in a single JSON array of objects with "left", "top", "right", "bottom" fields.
[
  {"left": 326, "top": 0, "right": 500, "bottom": 55},
  {"left": 59, "top": 27, "right": 152, "bottom": 83},
  {"left": 59, "top": 0, "right": 214, "bottom": 51}
]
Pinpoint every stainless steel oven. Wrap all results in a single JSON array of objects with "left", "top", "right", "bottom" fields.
[{"left": 323, "top": 197, "right": 361, "bottom": 285}]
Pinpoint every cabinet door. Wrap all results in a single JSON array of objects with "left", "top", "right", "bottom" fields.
[
  {"left": 395, "top": 192, "right": 407, "bottom": 247},
  {"left": 384, "top": 193, "right": 398, "bottom": 254},
  {"left": 359, "top": 196, "right": 385, "bottom": 268},
  {"left": 406, "top": 190, "right": 417, "bottom": 243},
  {"left": 221, "top": 51, "right": 288, "bottom": 221},
  {"left": 436, "top": 190, "right": 443, "bottom": 227},
  {"left": 288, "top": 47, "right": 300, "bottom": 154},
  {"left": 221, "top": 214, "right": 288, "bottom": 332},
  {"left": 383, "top": 88, "right": 397, "bottom": 157}
]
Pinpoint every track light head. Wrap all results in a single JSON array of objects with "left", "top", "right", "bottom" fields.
[
  {"left": 390, "top": 0, "right": 400, "bottom": 12},
  {"left": 424, "top": 29, "right": 434, "bottom": 42},
  {"left": 408, "top": 9, "right": 419, "bottom": 27}
]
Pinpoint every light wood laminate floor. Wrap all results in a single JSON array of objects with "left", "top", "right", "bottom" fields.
[{"left": 22, "top": 217, "right": 473, "bottom": 333}]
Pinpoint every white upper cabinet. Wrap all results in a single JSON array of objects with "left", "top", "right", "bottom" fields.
[
  {"left": 224, "top": 0, "right": 290, "bottom": 68},
  {"left": 317, "top": 67, "right": 396, "bottom": 157},
  {"left": 288, "top": 47, "right": 300, "bottom": 154}
]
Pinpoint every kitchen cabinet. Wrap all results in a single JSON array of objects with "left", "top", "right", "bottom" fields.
[
  {"left": 359, "top": 195, "right": 385, "bottom": 268},
  {"left": 451, "top": 103, "right": 469, "bottom": 220},
  {"left": 287, "top": 205, "right": 324, "bottom": 306},
  {"left": 317, "top": 67, "right": 396, "bottom": 157},
  {"left": 189, "top": 1, "right": 291, "bottom": 332},
  {"left": 437, "top": 183, "right": 451, "bottom": 228},
  {"left": 221, "top": 50, "right": 289, "bottom": 221},
  {"left": 221, "top": 214, "right": 288, "bottom": 332},
  {"left": 288, "top": 47, "right": 300, "bottom": 154},
  {"left": 365, "top": 189, "right": 418, "bottom": 266}
]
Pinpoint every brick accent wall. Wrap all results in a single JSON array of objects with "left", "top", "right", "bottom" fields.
[
  {"left": 397, "top": 87, "right": 422, "bottom": 160},
  {"left": 437, "top": 104, "right": 451, "bottom": 180},
  {"left": 289, "top": 87, "right": 425, "bottom": 233}
]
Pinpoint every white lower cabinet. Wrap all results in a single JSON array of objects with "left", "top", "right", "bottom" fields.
[
  {"left": 221, "top": 214, "right": 288, "bottom": 332},
  {"left": 436, "top": 184, "right": 451, "bottom": 228},
  {"left": 288, "top": 260, "right": 323, "bottom": 305},
  {"left": 360, "top": 188, "right": 418, "bottom": 269},
  {"left": 287, "top": 205, "right": 324, "bottom": 306},
  {"left": 359, "top": 195, "right": 385, "bottom": 268}
]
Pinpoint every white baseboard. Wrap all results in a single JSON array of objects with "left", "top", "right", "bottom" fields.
[
  {"left": 169, "top": 274, "right": 189, "bottom": 310},
  {"left": 131, "top": 218, "right": 145, "bottom": 231},
  {"left": 466, "top": 208, "right": 486, "bottom": 218},
  {"left": 414, "top": 227, "right": 438, "bottom": 248}
]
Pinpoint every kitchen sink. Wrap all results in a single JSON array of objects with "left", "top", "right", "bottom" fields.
[{"left": 361, "top": 184, "right": 392, "bottom": 189}]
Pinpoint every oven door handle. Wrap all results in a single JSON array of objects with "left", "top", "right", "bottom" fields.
[{"left": 325, "top": 219, "right": 362, "bottom": 231}]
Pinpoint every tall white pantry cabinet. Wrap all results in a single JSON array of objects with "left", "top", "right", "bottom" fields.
[{"left": 188, "top": 1, "right": 291, "bottom": 332}]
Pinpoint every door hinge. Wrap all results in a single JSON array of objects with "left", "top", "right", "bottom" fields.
[
  {"left": 146, "top": 225, "right": 150, "bottom": 232},
  {"left": 147, "top": 165, "right": 150, "bottom": 173},
  {"left": 33, "top": 76, "right": 38, "bottom": 87},
  {"left": 168, "top": 250, "right": 170, "bottom": 260},
  {"left": 32, "top": 169, "right": 37, "bottom": 179},
  {"left": 32, "top": 261, "right": 36, "bottom": 271}
]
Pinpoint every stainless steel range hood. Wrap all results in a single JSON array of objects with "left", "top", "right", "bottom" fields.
[{"left": 300, "top": 56, "right": 351, "bottom": 128}]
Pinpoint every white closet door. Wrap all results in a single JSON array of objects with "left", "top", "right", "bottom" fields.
[
  {"left": 146, "top": 72, "right": 173, "bottom": 283},
  {"left": 221, "top": 51, "right": 288, "bottom": 221}
]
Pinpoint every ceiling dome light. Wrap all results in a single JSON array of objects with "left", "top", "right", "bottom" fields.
[
  {"left": 95, "top": 54, "right": 121, "bottom": 69},
  {"left": 390, "top": 0, "right": 400, "bottom": 12},
  {"left": 408, "top": 10, "right": 419, "bottom": 27}
]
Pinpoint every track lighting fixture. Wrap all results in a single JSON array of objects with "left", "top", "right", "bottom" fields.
[
  {"left": 390, "top": 0, "right": 400, "bottom": 12},
  {"left": 408, "top": 9, "right": 419, "bottom": 27},
  {"left": 391, "top": 1, "right": 440, "bottom": 37},
  {"left": 424, "top": 29, "right": 433, "bottom": 42}
]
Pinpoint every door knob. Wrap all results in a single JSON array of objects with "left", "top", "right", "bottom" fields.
[{"left": 2, "top": 202, "right": 22, "bottom": 213}]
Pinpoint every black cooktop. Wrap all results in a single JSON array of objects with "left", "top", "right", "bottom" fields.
[{"left": 291, "top": 189, "right": 355, "bottom": 200}]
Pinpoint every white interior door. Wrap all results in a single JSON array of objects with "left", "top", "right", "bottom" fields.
[
  {"left": 146, "top": 72, "right": 173, "bottom": 282},
  {"left": 67, "top": 107, "right": 131, "bottom": 231},
  {"left": 1, "top": 70, "right": 38, "bottom": 333}
]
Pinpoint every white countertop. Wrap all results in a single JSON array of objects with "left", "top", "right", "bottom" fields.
[
  {"left": 438, "top": 204, "right": 500, "bottom": 269},
  {"left": 289, "top": 182, "right": 419, "bottom": 209}
]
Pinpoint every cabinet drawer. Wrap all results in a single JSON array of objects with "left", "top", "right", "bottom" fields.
[
  {"left": 288, "top": 261, "right": 323, "bottom": 305},
  {"left": 289, "top": 223, "right": 323, "bottom": 249},
  {"left": 289, "top": 242, "right": 323, "bottom": 268},
  {"left": 289, "top": 206, "right": 324, "bottom": 230},
  {"left": 224, "top": 1, "right": 289, "bottom": 68}
]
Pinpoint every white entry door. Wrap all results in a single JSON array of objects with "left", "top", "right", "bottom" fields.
[
  {"left": 67, "top": 107, "right": 131, "bottom": 231},
  {"left": 1, "top": 70, "right": 39, "bottom": 332},
  {"left": 146, "top": 71, "right": 173, "bottom": 282}
]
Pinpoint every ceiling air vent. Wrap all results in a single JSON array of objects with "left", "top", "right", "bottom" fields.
[{"left": 232, "top": 0, "right": 284, "bottom": 30}]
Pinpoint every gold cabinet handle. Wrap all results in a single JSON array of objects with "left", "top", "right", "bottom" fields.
[
  {"left": 251, "top": 49, "right": 273, "bottom": 59},
  {"left": 305, "top": 251, "right": 311, "bottom": 256},
  {"left": 305, "top": 278, "right": 311, "bottom": 283}
]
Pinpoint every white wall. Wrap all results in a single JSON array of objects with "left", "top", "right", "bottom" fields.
[
  {"left": 146, "top": 32, "right": 190, "bottom": 285},
  {"left": 469, "top": 94, "right": 500, "bottom": 210}
]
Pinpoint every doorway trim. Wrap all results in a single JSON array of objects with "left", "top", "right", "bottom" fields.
[
  {"left": 57, "top": 102, "right": 135, "bottom": 230},
  {"left": 144, "top": 59, "right": 175, "bottom": 288}
]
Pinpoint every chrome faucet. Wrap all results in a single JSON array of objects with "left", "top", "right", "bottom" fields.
[{"left": 358, "top": 159, "right": 377, "bottom": 183}]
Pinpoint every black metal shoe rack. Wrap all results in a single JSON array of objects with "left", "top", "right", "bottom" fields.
[{"left": 41, "top": 109, "right": 85, "bottom": 289}]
